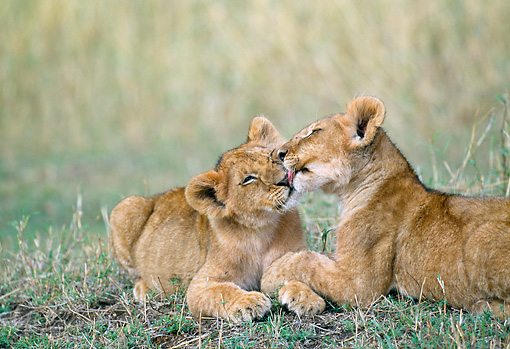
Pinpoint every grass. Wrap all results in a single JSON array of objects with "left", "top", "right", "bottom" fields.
[
  {"left": 2, "top": 1, "right": 510, "bottom": 347},
  {"left": 2, "top": 101, "right": 510, "bottom": 347}
]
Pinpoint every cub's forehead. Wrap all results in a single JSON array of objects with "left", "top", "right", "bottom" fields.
[
  {"left": 313, "top": 114, "right": 338, "bottom": 127},
  {"left": 298, "top": 115, "right": 337, "bottom": 134},
  {"left": 215, "top": 146, "right": 271, "bottom": 171}
]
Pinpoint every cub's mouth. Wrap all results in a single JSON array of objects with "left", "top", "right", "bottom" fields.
[
  {"left": 276, "top": 174, "right": 291, "bottom": 187},
  {"left": 273, "top": 173, "right": 295, "bottom": 211},
  {"left": 285, "top": 167, "right": 310, "bottom": 187},
  {"left": 276, "top": 173, "right": 294, "bottom": 195},
  {"left": 287, "top": 171, "right": 295, "bottom": 186}
]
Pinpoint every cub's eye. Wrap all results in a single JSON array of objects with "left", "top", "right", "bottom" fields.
[
  {"left": 241, "top": 175, "right": 257, "bottom": 185},
  {"left": 300, "top": 167, "right": 310, "bottom": 173},
  {"left": 304, "top": 128, "right": 322, "bottom": 139}
]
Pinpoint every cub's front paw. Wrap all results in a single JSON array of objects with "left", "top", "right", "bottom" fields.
[
  {"left": 225, "top": 291, "right": 271, "bottom": 323},
  {"left": 279, "top": 281, "right": 325, "bottom": 316},
  {"left": 260, "top": 252, "right": 298, "bottom": 293}
]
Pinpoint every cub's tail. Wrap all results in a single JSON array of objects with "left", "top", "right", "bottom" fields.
[{"left": 109, "top": 196, "right": 155, "bottom": 281}]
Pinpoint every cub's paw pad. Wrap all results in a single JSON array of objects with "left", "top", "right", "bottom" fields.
[
  {"left": 226, "top": 291, "right": 271, "bottom": 323},
  {"left": 279, "top": 282, "right": 325, "bottom": 316}
]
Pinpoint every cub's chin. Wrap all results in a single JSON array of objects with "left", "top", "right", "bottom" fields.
[
  {"left": 282, "top": 189, "right": 301, "bottom": 211},
  {"left": 291, "top": 177, "right": 321, "bottom": 194},
  {"left": 292, "top": 172, "right": 342, "bottom": 195}
]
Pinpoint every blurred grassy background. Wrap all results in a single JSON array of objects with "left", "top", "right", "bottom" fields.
[{"left": 1, "top": 0, "right": 509, "bottom": 249}]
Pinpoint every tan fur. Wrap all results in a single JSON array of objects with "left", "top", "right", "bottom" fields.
[
  {"left": 109, "top": 117, "right": 322, "bottom": 322},
  {"left": 261, "top": 96, "right": 510, "bottom": 319}
]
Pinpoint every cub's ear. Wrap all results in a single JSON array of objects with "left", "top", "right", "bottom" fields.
[
  {"left": 247, "top": 116, "right": 284, "bottom": 147},
  {"left": 343, "top": 96, "right": 385, "bottom": 148},
  {"left": 185, "top": 170, "right": 226, "bottom": 218}
]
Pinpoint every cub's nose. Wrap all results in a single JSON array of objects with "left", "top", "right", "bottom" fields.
[
  {"left": 270, "top": 148, "right": 286, "bottom": 164},
  {"left": 278, "top": 150, "right": 288, "bottom": 161}
]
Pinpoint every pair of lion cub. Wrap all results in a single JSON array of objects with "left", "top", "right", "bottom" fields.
[{"left": 110, "top": 96, "right": 510, "bottom": 322}]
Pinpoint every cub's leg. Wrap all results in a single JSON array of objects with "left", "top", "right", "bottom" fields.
[
  {"left": 261, "top": 250, "right": 392, "bottom": 312},
  {"left": 109, "top": 195, "right": 154, "bottom": 297},
  {"left": 468, "top": 299, "right": 510, "bottom": 320},
  {"left": 187, "top": 273, "right": 271, "bottom": 323},
  {"left": 261, "top": 251, "right": 337, "bottom": 314}
]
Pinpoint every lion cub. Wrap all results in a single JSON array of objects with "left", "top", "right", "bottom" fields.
[
  {"left": 261, "top": 96, "right": 510, "bottom": 319},
  {"left": 110, "top": 117, "right": 322, "bottom": 322}
]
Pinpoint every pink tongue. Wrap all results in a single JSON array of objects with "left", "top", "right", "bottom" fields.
[{"left": 288, "top": 171, "right": 295, "bottom": 185}]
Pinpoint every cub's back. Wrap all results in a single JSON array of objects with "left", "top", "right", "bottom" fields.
[
  {"left": 134, "top": 188, "right": 208, "bottom": 289},
  {"left": 448, "top": 195, "right": 510, "bottom": 222}
]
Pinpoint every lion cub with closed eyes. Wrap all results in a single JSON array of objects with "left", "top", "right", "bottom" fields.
[
  {"left": 262, "top": 96, "right": 510, "bottom": 319},
  {"left": 110, "top": 117, "right": 324, "bottom": 322}
]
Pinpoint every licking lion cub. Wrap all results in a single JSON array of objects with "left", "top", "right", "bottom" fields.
[
  {"left": 110, "top": 117, "right": 323, "bottom": 322},
  {"left": 261, "top": 96, "right": 510, "bottom": 319}
]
